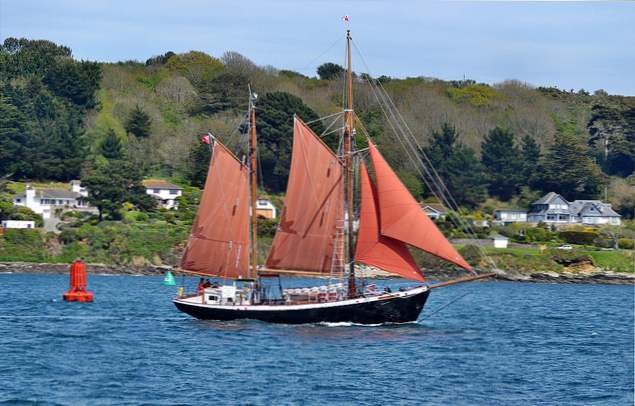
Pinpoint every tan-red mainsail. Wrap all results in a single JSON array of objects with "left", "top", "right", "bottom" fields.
[
  {"left": 367, "top": 140, "right": 472, "bottom": 271},
  {"left": 266, "top": 117, "right": 343, "bottom": 274},
  {"left": 355, "top": 163, "right": 425, "bottom": 282},
  {"left": 180, "top": 141, "right": 250, "bottom": 279}
]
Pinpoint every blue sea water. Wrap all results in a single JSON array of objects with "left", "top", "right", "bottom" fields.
[{"left": 0, "top": 274, "right": 632, "bottom": 406}]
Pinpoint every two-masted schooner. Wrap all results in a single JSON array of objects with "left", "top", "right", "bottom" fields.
[{"left": 173, "top": 30, "right": 492, "bottom": 324}]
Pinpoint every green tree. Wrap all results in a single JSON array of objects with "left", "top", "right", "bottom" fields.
[
  {"left": 0, "top": 96, "right": 31, "bottom": 178},
  {"left": 520, "top": 135, "right": 541, "bottom": 181},
  {"left": 534, "top": 132, "right": 606, "bottom": 199},
  {"left": 44, "top": 59, "right": 102, "bottom": 109},
  {"left": 190, "top": 71, "right": 248, "bottom": 115},
  {"left": 422, "top": 123, "right": 488, "bottom": 208},
  {"left": 481, "top": 126, "right": 522, "bottom": 200},
  {"left": 397, "top": 170, "right": 423, "bottom": 199},
  {"left": 256, "top": 92, "right": 326, "bottom": 192},
  {"left": 317, "top": 63, "right": 345, "bottom": 80},
  {"left": 82, "top": 160, "right": 156, "bottom": 221},
  {"left": 588, "top": 103, "right": 635, "bottom": 177},
  {"left": 99, "top": 129, "right": 124, "bottom": 159},
  {"left": 125, "top": 105, "right": 152, "bottom": 138},
  {"left": 185, "top": 142, "right": 212, "bottom": 187}
]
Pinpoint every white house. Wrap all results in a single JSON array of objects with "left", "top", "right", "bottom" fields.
[
  {"left": 494, "top": 209, "right": 528, "bottom": 225},
  {"left": 528, "top": 192, "right": 621, "bottom": 226},
  {"left": 255, "top": 198, "right": 277, "bottom": 219},
  {"left": 1, "top": 220, "right": 35, "bottom": 229},
  {"left": 70, "top": 180, "right": 88, "bottom": 197},
  {"left": 143, "top": 180, "right": 183, "bottom": 209},
  {"left": 491, "top": 234, "right": 509, "bottom": 249},
  {"left": 422, "top": 203, "right": 448, "bottom": 220},
  {"left": 13, "top": 184, "right": 91, "bottom": 220}
]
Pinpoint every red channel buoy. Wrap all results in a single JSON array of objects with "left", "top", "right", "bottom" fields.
[{"left": 63, "top": 260, "right": 94, "bottom": 302}]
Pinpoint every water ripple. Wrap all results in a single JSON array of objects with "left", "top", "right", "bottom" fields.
[{"left": 0, "top": 275, "right": 632, "bottom": 405}]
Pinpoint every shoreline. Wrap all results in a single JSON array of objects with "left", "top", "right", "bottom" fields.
[{"left": 1, "top": 262, "right": 633, "bottom": 285}]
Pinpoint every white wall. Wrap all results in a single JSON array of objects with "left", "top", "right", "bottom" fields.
[
  {"left": 145, "top": 188, "right": 182, "bottom": 209},
  {"left": 1, "top": 220, "right": 35, "bottom": 229}
]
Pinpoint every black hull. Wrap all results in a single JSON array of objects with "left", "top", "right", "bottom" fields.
[{"left": 174, "top": 288, "right": 430, "bottom": 325}]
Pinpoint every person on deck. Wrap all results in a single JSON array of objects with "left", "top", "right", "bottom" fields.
[
  {"left": 203, "top": 279, "right": 212, "bottom": 288},
  {"left": 197, "top": 278, "right": 205, "bottom": 294}
]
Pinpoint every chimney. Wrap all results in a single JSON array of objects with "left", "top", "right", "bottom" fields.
[{"left": 25, "top": 185, "right": 36, "bottom": 206}]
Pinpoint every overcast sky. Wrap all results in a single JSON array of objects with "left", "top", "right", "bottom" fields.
[{"left": 1, "top": 0, "right": 633, "bottom": 95}]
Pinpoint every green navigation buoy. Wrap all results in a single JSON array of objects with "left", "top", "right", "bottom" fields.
[{"left": 163, "top": 271, "right": 176, "bottom": 286}]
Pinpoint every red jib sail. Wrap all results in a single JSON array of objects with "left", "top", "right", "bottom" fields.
[
  {"left": 266, "top": 117, "right": 343, "bottom": 275},
  {"left": 181, "top": 141, "right": 250, "bottom": 279},
  {"left": 355, "top": 163, "right": 425, "bottom": 282},
  {"left": 367, "top": 140, "right": 472, "bottom": 271}
]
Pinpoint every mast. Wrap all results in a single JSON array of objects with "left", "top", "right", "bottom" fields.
[
  {"left": 249, "top": 88, "right": 258, "bottom": 280},
  {"left": 344, "top": 30, "right": 356, "bottom": 298}
]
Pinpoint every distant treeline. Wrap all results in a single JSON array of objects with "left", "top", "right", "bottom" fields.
[{"left": 1, "top": 38, "right": 634, "bottom": 218}]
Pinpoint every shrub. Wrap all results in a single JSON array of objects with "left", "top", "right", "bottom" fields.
[
  {"left": 618, "top": 239, "right": 634, "bottom": 250},
  {"left": 459, "top": 244, "right": 482, "bottom": 266},
  {"left": 257, "top": 218, "right": 279, "bottom": 238},
  {"left": 558, "top": 230, "right": 598, "bottom": 245},
  {"left": 548, "top": 250, "right": 592, "bottom": 266}
]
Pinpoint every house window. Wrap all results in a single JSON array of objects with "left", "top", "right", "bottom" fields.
[
  {"left": 169, "top": 190, "right": 178, "bottom": 195},
  {"left": 153, "top": 189, "right": 161, "bottom": 193},
  {"left": 558, "top": 215, "right": 569, "bottom": 221},
  {"left": 547, "top": 214, "right": 557, "bottom": 221},
  {"left": 15, "top": 198, "right": 21, "bottom": 203}
]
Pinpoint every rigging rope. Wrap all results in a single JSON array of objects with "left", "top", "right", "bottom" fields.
[{"left": 350, "top": 39, "right": 500, "bottom": 271}]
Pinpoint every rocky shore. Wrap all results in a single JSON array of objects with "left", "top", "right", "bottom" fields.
[{"left": 1, "top": 261, "right": 632, "bottom": 285}]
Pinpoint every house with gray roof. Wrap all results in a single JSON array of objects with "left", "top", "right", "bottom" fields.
[
  {"left": 527, "top": 192, "right": 621, "bottom": 226},
  {"left": 13, "top": 182, "right": 92, "bottom": 220}
]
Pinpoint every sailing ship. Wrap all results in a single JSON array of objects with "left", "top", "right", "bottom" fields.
[{"left": 173, "top": 30, "right": 492, "bottom": 324}]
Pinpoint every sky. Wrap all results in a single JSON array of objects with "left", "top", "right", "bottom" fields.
[{"left": 1, "top": 0, "right": 634, "bottom": 95}]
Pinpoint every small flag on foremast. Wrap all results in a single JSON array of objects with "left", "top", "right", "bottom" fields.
[
  {"left": 200, "top": 133, "right": 211, "bottom": 145},
  {"left": 342, "top": 15, "right": 349, "bottom": 23}
]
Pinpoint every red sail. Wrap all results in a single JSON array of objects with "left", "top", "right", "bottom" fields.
[
  {"left": 367, "top": 141, "right": 472, "bottom": 271},
  {"left": 266, "top": 117, "right": 343, "bottom": 275},
  {"left": 355, "top": 163, "right": 425, "bottom": 282},
  {"left": 180, "top": 141, "right": 250, "bottom": 279}
]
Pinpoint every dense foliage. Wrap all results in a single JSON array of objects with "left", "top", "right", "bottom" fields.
[
  {"left": 2, "top": 37, "right": 634, "bottom": 216},
  {"left": 255, "top": 92, "right": 326, "bottom": 192},
  {"left": 421, "top": 123, "right": 488, "bottom": 208},
  {"left": 0, "top": 38, "right": 101, "bottom": 181},
  {"left": 82, "top": 160, "right": 156, "bottom": 221}
]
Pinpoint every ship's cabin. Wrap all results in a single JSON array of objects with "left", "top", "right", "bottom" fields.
[{"left": 203, "top": 282, "right": 255, "bottom": 305}]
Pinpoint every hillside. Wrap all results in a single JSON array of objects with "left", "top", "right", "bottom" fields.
[{"left": 1, "top": 38, "right": 634, "bottom": 215}]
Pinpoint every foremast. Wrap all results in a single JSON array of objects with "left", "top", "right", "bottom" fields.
[
  {"left": 248, "top": 88, "right": 258, "bottom": 281},
  {"left": 344, "top": 30, "right": 356, "bottom": 298}
]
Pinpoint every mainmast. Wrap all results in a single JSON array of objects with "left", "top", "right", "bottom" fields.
[
  {"left": 344, "top": 30, "right": 356, "bottom": 298},
  {"left": 249, "top": 88, "right": 258, "bottom": 280}
]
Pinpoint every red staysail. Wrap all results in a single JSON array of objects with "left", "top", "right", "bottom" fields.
[
  {"left": 266, "top": 117, "right": 344, "bottom": 275},
  {"left": 180, "top": 141, "right": 250, "bottom": 279},
  {"left": 355, "top": 163, "right": 425, "bottom": 282},
  {"left": 367, "top": 141, "right": 472, "bottom": 271}
]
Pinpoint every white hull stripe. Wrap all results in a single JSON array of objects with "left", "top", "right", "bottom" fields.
[{"left": 173, "top": 285, "right": 428, "bottom": 311}]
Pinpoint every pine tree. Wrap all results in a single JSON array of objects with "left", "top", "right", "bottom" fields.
[
  {"left": 481, "top": 126, "right": 522, "bottom": 200},
  {"left": 520, "top": 135, "right": 541, "bottom": 181},
  {"left": 422, "top": 123, "right": 488, "bottom": 208},
  {"left": 82, "top": 160, "right": 156, "bottom": 221},
  {"left": 99, "top": 129, "right": 124, "bottom": 160},
  {"left": 534, "top": 132, "right": 606, "bottom": 199},
  {"left": 0, "top": 97, "right": 31, "bottom": 178},
  {"left": 317, "top": 63, "right": 345, "bottom": 80},
  {"left": 256, "top": 92, "right": 326, "bottom": 192},
  {"left": 125, "top": 105, "right": 152, "bottom": 138},
  {"left": 186, "top": 142, "right": 212, "bottom": 188}
]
